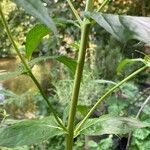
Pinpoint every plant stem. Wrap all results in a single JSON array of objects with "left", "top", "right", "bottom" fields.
[
  {"left": 0, "top": 4, "right": 67, "bottom": 132},
  {"left": 97, "top": 0, "right": 110, "bottom": 12},
  {"left": 66, "top": 0, "right": 93, "bottom": 149},
  {"left": 75, "top": 66, "right": 147, "bottom": 135},
  {"left": 136, "top": 95, "right": 150, "bottom": 118},
  {"left": 67, "top": 0, "right": 82, "bottom": 25}
]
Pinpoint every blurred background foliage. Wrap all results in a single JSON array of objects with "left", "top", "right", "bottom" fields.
[{"left": 0, "top": 0, "right": 150, "bottom": 149}]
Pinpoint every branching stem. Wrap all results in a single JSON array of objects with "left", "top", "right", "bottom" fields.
[
  {"left": 67, "top": 0, "right": 82, "bottom": 25},
  {"left": 0, "top": 4, "right": 67, "bottom": 132},
  {"left": 126, "top": 95, "right": 150, "bottom": 150},
  {"left": 75, "top": 66, "right": 147, "bottom": 135}
]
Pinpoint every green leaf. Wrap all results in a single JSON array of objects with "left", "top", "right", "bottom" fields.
[
  {"left": 117, "top": 58, "right": 146, "bottom": 73},
  {"left": 88, "top": 140, "right": 98, "bottom": 148},
  {"left": 107, "top": 96, "right": 129, "bottom": 115},
  {"left": 0, "top": 70, "right": 23, "bottom": 81},
  {"left": 13, "top": 0, "right": 57, "bottom": 35},
  {"left": 29, "top": 55, "right": 77, "bottom": 75},
  {"left": 56, "top": 56, "right": 77, "bottom": 75},
  {"left": 54, "top": 18, "right": 80, "bottom": 28},
  {"left": 0, "top": 116, "right": 64, "bottom": 147},
  {"left": 26, "top": 24, "right": 50, "bottom": 59},
  {"left": 133, "top": 128, "right": 150, "bottom": 140},
  {"left": 131, "top": 138, "right": 150, "bottom": 150},
  {"left": 98, "top": 136, "right": 113, "bottom": 150},
  {"left": 77, "top": 105, "right": 89, "bottom": 116},
  {"left": 76, "top": 115, "right": 149, "bottom": 137},
  {"left": 86, "top": 12, "right": 150, "bottom": 43}
]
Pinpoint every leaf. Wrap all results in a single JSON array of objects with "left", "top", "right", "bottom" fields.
[
  {"left": 88, "top": 140, "right": 98, "bottom": 148},
  {"left": 133, "top": 138, "right": 150, "bottom": 150},
  {"left": 0, "top": 89, "right": 17, "bottom": 97},
  {"left": 0, "top": 70, "right": 23, "bottom": 81},
  {"left": 63, "top": 105, "right": 70, "bottom": 123},
  {"left": 26, "top": 24, "right": 50, "bottom": 59},
  {"left": 98, "top": 137, "right": 113, "bottom": 150},
  {"left": 86, "top": 12, "right": 150, "bottom": 43},
  {"left": 133, "top": 128, "right": 150, "bottom": 140},
  {"left": 0, "top": 116, "right": 64, "bottom": 147},
  {"left": 77, "top": 105, "right": 89, "bottom": 116},
  {"left": 117, "top": 58, "right": 146, "bottom": 73},
  {"left": 56, "top": 56, "right": 77, "bottom": 75},
  {"left": 75, "top": 115, "right": 149, "bottom": 137},
  {"left": 13, "top": 0, "right": 57, "bottom": 35},
  {"left": 54, "top": 18, "right": 80, "bottom": 28},
  {"left": 29, "top": 55, "right": 77, "bottom": 75}
]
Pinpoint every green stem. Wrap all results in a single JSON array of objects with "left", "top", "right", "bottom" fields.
[
  {"left": 0, "top": 4, "right": 67, "bottom": 132},
  {"left": 66, "top": 0, "right": 93, "bottom": 149},
  {"left": 97, "top": 0, "right": 110, "bottom": 12},
  {"left": 67, "top": 0, "right": 82, "bottom": 25},
  {"left": 75, "top": 66, "right": 147, "bottom": 135}
]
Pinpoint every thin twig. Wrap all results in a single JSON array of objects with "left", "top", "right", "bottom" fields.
[
  {"left": 136, "top": 95, "right": 150, "bottom": 118},
  {"left": 132, "top": 87, "right": 150, "bottom": 105},
  {"left": 67, "top": 0, "right": 82, "bottom": 25},
  {"left": 97, "top": 0, "right": 110, "bottom": 12},
  {"left": 126, "top": 95, "right": 150, "bottom": 150}
]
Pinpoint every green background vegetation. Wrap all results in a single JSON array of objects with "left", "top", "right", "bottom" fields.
[{"left": 0, "top": 0, "right": 150, "bottom": 149}]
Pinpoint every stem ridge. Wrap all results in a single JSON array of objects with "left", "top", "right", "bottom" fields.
[{"left": 66, "top": 0, "right": 93, "bottom": 149}]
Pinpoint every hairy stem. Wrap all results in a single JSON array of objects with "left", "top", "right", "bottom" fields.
[
  {"left": 66, "top": 0, "right": 93, "bottom": 149},
  {"left": 75, "top": 66, "right": 147, "bottom": 135},
  {"left": 0, "top": 4, "right": 67, "bottom": 132}
]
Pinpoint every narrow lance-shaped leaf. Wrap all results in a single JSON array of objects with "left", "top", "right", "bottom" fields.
[
  {"left": 117, "top": 58, "right": 146, "bottom": 74},
  {"left": 29, "top": 55, "right": 77, "bottom": 75},
  {"left": 75, "top": 115, "right": 149, "bottom": 137},
  {"left": 13, "top": 0, "right": 57, "bottom": 35},
  {"left": 86, "top": 12, "right": 150, "bottom": 43},
  {"left": 0, "top": 63, "right": 28, "bottom": 81},
  {"left": 26, "top": 24, "right": 50, "bottom": 59},
  {"left": 0, "top": 70, "right": 23, "bottom": 81},
  {"left": 56, "top": 56, "right": 77, "bottom": 75},
  {"left": 0, "top": 116, "right": 65, "bottom": 147}
]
